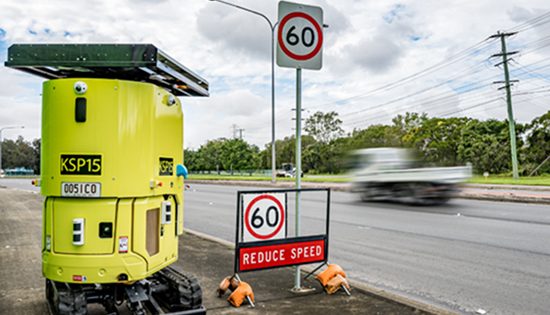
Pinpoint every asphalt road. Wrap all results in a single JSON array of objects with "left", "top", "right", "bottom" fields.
[
  {"left": 2, "top": 178, "right": 550, "bottom": 315},
  {"left": 181, "top": 183, "right": 550, "bottom": 315}
]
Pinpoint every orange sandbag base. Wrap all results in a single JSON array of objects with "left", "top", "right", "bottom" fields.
[
  {"left": 217, "top": 275, "right": 255, "bottom": 307},
  {"left": 228, "top": 281, "right": 255, "bottom": 307},
  {"left": 217, "top": 276, "right": 239, "bottom": 297},
  {"left": 316, "top": 264, "right": 351, "bottom": 295},
  {"left": 325, "top": 274, "right": 351, "bottom": 294}
]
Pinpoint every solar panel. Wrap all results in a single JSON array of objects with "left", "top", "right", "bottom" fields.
[{"left": 5, "top": 44, "right": 209, "bottom": 97}]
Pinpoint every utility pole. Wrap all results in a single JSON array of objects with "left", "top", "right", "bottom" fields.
[
  {"left": 237, "top": 128, "right": 245, "bottom": 140},
  {"left": 490, "top": 31, "right": 520, "bottom": 179}
]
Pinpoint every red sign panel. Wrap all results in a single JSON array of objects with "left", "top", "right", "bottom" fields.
[{"left": 239, "top": 239, "right": 325, "bottom": 272}]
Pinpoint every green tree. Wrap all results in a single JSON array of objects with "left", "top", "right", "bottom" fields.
[
  {"left": 32, "top": 138, "right": 41, "bottom": 174},
  {"left": 406, "top": 117, "right": 470, "bottom": 166},
  {"left": 457, "top": 119, "right": 522, "bottom": 174},
  {"left": 195, "top": 139, "right": 225, "bottom": 172},
  {"left": 219, "top": 139, "right": 259, "bottom": 173},
  {"left": 522, "top": 110, "right": 550, "bottom": 175},
  {"left": 262, "top": 135, "right": 316, "bottom": 169},
  {"left": 188, "top": 138, "right": 261, "bottom": 173},
  {"left": 392, "top": 112, "right": 428, "bottom": 145},
  {"left": 305, "top": 111, "right": 344, "bottom": 143},
  {"left": 303, "top": 138, "right": 347, "bottom": 174},
  {"left": 347, "top": 124, "right": 402, "bottom": 150},
  {"left": 1, "top": 136, "right": 36, "bottom": 171},
  {"left": 184, "top": 148, "right": 198, "bottom": 171}
]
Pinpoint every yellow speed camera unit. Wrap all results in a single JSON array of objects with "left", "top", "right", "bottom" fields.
[{"left": 6, "top": 43, "right": 208, "bottom": 315}]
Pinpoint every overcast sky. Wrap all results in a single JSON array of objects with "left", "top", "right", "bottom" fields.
[{"left": 0, "top": 0, "right": 549, "bottom": 149}]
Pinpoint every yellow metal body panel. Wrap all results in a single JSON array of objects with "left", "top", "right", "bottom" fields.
[
  {"left": 41, "top": 78, "right": 183, "bottom": 198},
  {"left": 41, "top": 78, "right": 185, "bottom": 283},
  {"left": 43, "top": 197, "right": 178, "bottom": 283},
  {"left": 53, "top": 198, "right": 116, "bottom": 254},
  {"left": 132, "top": 196, "right": 179, "bottom": 273}
]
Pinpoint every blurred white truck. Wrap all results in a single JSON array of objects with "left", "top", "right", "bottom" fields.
[{"left": 350, "top": 148, "right": 472, "bottom": 205}]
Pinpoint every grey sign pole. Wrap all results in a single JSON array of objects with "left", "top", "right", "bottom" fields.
[
  {"left": 294, "top": 67, "right": 302, "bottom": 290},
  {"left": 271, "top": 28, "right": 277, "bottom": 183},
  {"left": 277, "top": 0, "right": 323, "bottom": 292}
]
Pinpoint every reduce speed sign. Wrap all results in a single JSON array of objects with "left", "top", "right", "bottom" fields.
[
  {"left": 242, "top": 193, "right": 286, "bottom": 242},
  {"left": 277, "top": 1, "right": 323, "bottom": 70}
]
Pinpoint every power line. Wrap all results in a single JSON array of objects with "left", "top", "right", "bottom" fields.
[
  {"left": 338, "top": 61, "right": 492, "bottom": 118},
  {"left": 439, "top": 97, "right": 503, "bottom": 117},
  {"left": 310, "top": 39, "right": 496, "bottom": 110},
  {"left": 517, "top": 34, "right": 550, "bottom": 49},
  {"left": 344, "top": 88, "right": 500, "bottom": 128},
  {"left": 280, "top": 16, "right": 549, "bottom": 126},
  {"left": 340, "top": 69, "right": 503, "bottom": 126},
  {"left": 326, "top": 11, "right": 550, "bottom": 113},
  {"left": 345, "top": 89, "right": 503, "bottom": 128},
  {"left": 311, "top": 12, "right": 550, "bottom": 116},
  {"left": 276, "top": 11, "right": 550, "bottom": 143},
  {"left": 521, "top": 41, "right": 550, "bottom": 56},
  {"left": 506, "top": 10, "right": 550, "bottom": 33},
  {"left": 509, "top": 61, "right": 550, "bottom": 98}
]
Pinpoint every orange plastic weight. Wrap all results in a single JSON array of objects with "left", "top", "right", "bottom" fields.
[
  {"left": 316, "top": 264, "right": 347, "bottom": 286},
  {"left": 325, "top": 274, "right": 351, "bottom": 295},
  {"left": 227, "top": 281, "right": 255, "bottom": 307},
  {"left": 217, "top": 277, "right": 231, "bottom": 297},
  {"left": 217, "top": 276, "right": 240, "bottom": 297}
]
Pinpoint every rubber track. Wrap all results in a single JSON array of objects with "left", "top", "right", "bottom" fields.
[
  {"left": 156, "top": 267, "right": 203, "bottom": 311},
  {"left": 47, "top": 281, "right": 87, "bottom": 315}
]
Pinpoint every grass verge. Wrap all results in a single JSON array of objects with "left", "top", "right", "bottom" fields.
[
  {"left": 188, "top": 174, "right": 350, "bottom": 183},
  {"left": 467, "top": 175, "right": 550, "bottom": 186},
  {"left": 189, "top": 174, "right": 550, "bottom": 186}
]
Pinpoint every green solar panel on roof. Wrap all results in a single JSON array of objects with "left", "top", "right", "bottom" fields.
[{"left": 5, "top": 44, "right": 209, "bottom": 97}]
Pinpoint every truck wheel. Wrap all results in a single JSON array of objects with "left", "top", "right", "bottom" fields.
[
  {"left": 360, "top": 186, "right": 376, "bottom": 202},
  {"left": 431, "top": 196, "right": 451, "bottom": 205},
  {"left": 413, "top": 184, "right": 453, "bottom": 206}
]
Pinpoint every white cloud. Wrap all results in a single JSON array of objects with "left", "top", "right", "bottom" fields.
[{"left": 0, "top": 0, "right": 549, "bottom": 148}]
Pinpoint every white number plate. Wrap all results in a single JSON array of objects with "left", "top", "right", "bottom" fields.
[{"left": 61, "top": 182, "right": 101, "bottom": 197}]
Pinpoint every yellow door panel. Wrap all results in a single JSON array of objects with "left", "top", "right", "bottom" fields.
[{"left": 52, "top": 198, "right": 116, "bottom": 254}]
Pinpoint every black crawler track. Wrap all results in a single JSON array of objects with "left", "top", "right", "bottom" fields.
[{"left": 46, "top": 267, "right": 205, "bottom": 315}]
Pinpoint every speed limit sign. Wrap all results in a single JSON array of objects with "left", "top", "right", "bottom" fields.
[
  {"left": 277, "top": 1, "right": 323, "bottom": 70},
  {"left": 242, "top": 193, "right": 286, "bottom": 242}
]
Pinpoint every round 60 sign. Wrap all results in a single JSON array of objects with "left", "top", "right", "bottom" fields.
[
  {"left": 277, "top": 1, "right": 324, "bottom": 70},
  {"left": 242, "top": 193, "right": 286, "bottom": 242}
]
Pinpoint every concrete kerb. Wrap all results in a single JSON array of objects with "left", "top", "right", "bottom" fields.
[
  {"left": 464, "top": 183, "right": 550, "bottom": 192},
  {"left": 458, "top": 192, "right": 550, "bottom": 205},
  {"left": 184, "top": 228, "right": 457, "bottom": 315}
]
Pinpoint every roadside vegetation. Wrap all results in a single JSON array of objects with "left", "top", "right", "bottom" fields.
[
  {"left": 2, "top": 110, "right": 549, "bottom": 184},
  {"left": 185, "top": 110, "right": 550, "bottom": 179}
]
